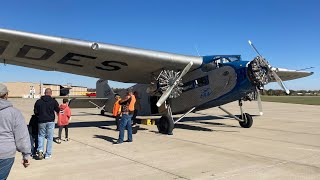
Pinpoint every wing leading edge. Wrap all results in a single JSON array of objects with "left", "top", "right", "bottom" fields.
[{"left": 0, "top": 28, "right": 203, "bottom": 83}]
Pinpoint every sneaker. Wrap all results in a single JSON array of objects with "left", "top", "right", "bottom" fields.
[
  {"left": 65, "top": 138, "right": 70, "bottom": 141},
  {"left": 114, "top": 140, "right": 123, "bottom": 144},
  {"left": 57, "top": 139, "right": 61, "bottom": 144},
  {"left": 125, "top": 140, "right": 132, "bottom": 143},
  {"left": 38, "top": 151, "right": 44, "bottom": 160},
  {"left": 45, "top": 155, "right": 52, "bottom": 159}
]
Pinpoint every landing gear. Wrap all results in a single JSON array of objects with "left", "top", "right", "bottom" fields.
[
  {"left": 237, "top": 100, "right": 253, "bottom": 128},
  {"left": 156, "top": 102, "right": 174, "bottom": 135},
  {"left": 218, "top": 100, "right": 254, "bottom": 128},
  {"left": 238, "top": 113, "right": 253, "bottom": 128},
  {"left": 100, "top": 109, "right": 105, "bottom": 115},
  {"left": 157, "top": 115, "right": 174, "bottom": 135},
  {"left": 156, "top": 103, "right": 195, "bottom": 135}
]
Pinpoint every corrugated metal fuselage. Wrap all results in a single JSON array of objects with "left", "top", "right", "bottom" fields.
[{"left": 121, "top": 61, "right": 255, "bottom": 116}]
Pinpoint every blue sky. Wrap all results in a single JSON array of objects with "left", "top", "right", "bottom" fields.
[{"left": 0, "top": 0, "right": 319, "bottom": 90}]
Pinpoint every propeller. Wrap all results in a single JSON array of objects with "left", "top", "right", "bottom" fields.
[
  {"left": 248, "top": 40, "right": 290, "bottom": 94},
  {"left": 256, "top": 88, "right": 263, "bottom": 116},
  {"left": 156, "top": 61, "right": 193, "bottom": 107}
]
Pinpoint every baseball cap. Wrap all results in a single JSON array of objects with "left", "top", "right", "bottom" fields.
[{"left": 0, "top": 83, "right": 9, "bottom": 95}]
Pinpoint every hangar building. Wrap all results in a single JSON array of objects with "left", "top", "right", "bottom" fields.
[{"left": 2, "top": 82, "right": 87, "bottom": 98}]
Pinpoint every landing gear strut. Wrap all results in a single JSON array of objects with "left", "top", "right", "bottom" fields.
[
  {"left": 100, "top": 109, "right": 105, "bottom": 115},
  {"left": 156, "top": 102, "right": 196, "bottom": 135},
  {"left": 238, "top": 100, "right": 253, "bottom": 128},
  {"left": 157, "top": 103, "right": 174, "bottom": 135},
  {"left": 218, "top": 100, "right": 253, "bottom": 128}
]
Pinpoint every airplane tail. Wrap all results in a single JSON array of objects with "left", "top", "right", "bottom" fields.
[{"left": 96, "top": 79, "right": 115, "bottom": 98}]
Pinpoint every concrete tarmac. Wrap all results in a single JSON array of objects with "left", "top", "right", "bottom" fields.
[{"left": 7, "top": 98, "right": 320, "bottom": 180}]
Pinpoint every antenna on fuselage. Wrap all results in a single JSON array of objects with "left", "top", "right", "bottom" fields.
[{"left": 194, "top": 44, "right": 200, "bottom": 56}]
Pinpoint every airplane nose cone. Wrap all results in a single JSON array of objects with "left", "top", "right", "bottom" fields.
[{"left": 247, "top": 56, "right": 270, "bottom": 89}]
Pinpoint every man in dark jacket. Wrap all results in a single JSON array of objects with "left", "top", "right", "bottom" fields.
[
  {"left": 28, "top": 114, "right": 39, "bottom": 156},
  {"left": 34, "top": 88, "right": 59, "bottom": 160},
  {"left": 0, "top": 84, "right": 31, "bottom": 180}
]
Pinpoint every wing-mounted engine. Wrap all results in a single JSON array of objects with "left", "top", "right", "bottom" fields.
[
  {"left": 146, "top": 70, "right": 184, "bottom": 98},
  {"left": 157, "top": 70, "right": 183, "bottom": 99},
  {"left": 147, "top": 70, "right": 185, "bottom": 100},
  {"left": 146, "top": 62, "right": 193, "bottom": 107}
]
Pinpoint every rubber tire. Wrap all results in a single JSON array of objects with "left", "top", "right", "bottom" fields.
[
  {"left": 100, "top": 109, "right": 105, "bottom": 115},
  {"left": 157, "top": 115, "right": 174, "bottom": 135},
  {"left": 238, "top": 113, "right": 253, "bottom": 128}
]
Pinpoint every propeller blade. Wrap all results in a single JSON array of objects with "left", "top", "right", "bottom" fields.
[
  {"left": 256, "top": 89, "right": 263, "bottom": 115},
  {"left": 248, "top": 40, "right": 263, "bottom": 57},
  {"left": 156, "top": 85, "right": 175, "bottom": 107},
  {"left": 179, "top": 61, "right": 193, "bottom": 78},
  {"left": 156, "top": 61, "right": 193, "bottom": 107},
  {"left": 271, "top": 70, "right": 290, "bottom": 94},
  {"left": 248, "top": 40, "right": 290, "bottom": 95}
]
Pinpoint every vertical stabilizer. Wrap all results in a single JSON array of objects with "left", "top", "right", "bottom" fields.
[{"left": 96, "top": 79, "right": 114, "bottom": 98}]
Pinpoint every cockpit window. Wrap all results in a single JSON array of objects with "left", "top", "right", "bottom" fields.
[{"left": 213, "top": 55, "right": 241, "bottom": 63}]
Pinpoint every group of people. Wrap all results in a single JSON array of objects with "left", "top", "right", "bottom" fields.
[
  {"left": 0, "top": 83, "right": 140, "bottom": 179},
  {"left": 0, "top": 84, "right": 71, "bottom": 180},
  {"left": 113, "top": 89, "right": 141, "bottom": 144}
]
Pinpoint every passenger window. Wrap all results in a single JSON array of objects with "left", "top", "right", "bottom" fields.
[
  {"left": 182, "top": 76, "right": 209, "bottom": 92},
  {"left": 182, "top": 81, "right": 194, "bottom": 92},
  {"left": 197, "top": 76, "right": 209, "bottom": 87}
]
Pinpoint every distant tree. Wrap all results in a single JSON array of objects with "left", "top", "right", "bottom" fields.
[
  {"left": 266, "top": 89, "right": 273, "bottom": 96},
  {"left": 87, "top": 88, "right": 96, "bottom": 92},
  {"left": 112, "top": 88, "right": 126, "bottom": 94}
]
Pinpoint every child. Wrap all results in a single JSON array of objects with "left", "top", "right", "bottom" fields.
[
  {"left": 113, "top": 94, "right": 122, "bottom": 131},
  {"left": 57, "top": 98, "right": 71, "bottom": 144}
]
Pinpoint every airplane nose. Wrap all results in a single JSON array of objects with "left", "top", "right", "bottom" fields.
[{"left": 247, "top": 56, "right": 270, "bottom": 89}]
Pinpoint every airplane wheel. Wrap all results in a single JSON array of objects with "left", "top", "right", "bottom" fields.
[
  {"left": 100, "top": 109, "right": 105, "bottom": 115},
  {"left": 238, "top": 113, "right": 253, "bottom": 128},
  {"left": 157, "top": 115, "right": 174, "bottom": 135}
]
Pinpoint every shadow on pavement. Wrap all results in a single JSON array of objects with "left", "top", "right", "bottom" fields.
[
  {"left": 67, "top": 121, "right": 114, "bottom": 128},
  {"left": 198, "top": 121, "right": 239, "bottom": 128},
  {"left": 93, "top": 135, "right": 117, "bottom": 143},
  {"left": 174, "top": 123, "right": 213, "bottom": 132}
]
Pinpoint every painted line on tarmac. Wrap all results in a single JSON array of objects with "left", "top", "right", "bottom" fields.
[
  {"left": 195, "top": 112, "right": 320, "bottom": 136},
  {"left": 214, "top": 158, "right": 296, "bottom": 180},
  {"left": 289, "top": 147, "right": 320, "bottom": 152},
  {"left": 70, "top": 137, "right": 190, "bottom": 180},
  {"left": 139, "top": 130, "right": 320, "bottom": 171}
]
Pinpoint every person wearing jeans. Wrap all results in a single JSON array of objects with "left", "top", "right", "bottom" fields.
[
  {"left": 0, "top": 158, "right": 15, "bottom": 180},
  {"left": 37, "top": 122, "right": 55, "bottom": 157},
  {"left": 0, "top": 84, "right": 31, "bottom": 180},
  {"left": 34, "top": 88, "right": 59, "bottom": 159},
  {"left": 118, "top": 114, "right": 133, "bottom": 143},
  {"left": 116, "top": 89, "right": 136, "bottom": 144}
]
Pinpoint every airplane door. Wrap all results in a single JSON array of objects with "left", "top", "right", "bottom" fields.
[{"left": 149, "top": 96, "right": 159, "bottom": 114}]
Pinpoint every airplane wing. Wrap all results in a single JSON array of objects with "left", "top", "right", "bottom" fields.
[
  {"left": 271, "top": 68, "right": 314, "bottom": 82},
  {"left": 0, "top": 28, "right": 203, "bottom": 83}
]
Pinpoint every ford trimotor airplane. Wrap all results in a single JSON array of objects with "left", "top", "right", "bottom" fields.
[{"left": 0, "top": 28, "right": 313, "bottom": 135}]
